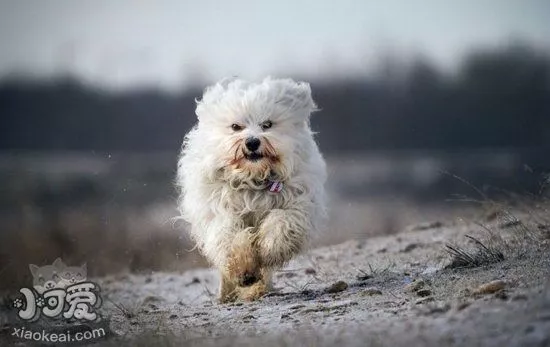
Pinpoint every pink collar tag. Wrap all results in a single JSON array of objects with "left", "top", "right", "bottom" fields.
[{"left": 268, "top": 181, "right": 283, "bottom": 193}]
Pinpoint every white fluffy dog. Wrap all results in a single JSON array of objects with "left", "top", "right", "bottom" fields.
[{"left": 177, "top": 77, "right": 327, "bottom": 302}]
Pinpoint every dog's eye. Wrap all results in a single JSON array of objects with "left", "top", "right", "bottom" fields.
[
  {"left": 260, "top": 120, "right": 273, "bottom": 130},
  {"left": 231, "top": 124, "right": 243, "bottom": 131}
]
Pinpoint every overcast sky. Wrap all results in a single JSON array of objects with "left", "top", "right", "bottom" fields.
[{"left": 0, "top": 0, "right": 549, "bottom": 91}]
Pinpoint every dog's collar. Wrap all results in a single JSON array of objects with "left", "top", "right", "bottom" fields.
[{"left": 267, "top": 180, "right": 283, "bottom": 193}]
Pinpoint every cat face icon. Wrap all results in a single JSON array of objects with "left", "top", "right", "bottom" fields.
[
  {"left": 29, "top": 258, "right": 87, "bottom": 293},
  {"left": 59, "top": 263, "right": 87, "bottom": 286}
]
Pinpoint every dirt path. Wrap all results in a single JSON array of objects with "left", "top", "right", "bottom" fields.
[{"left": 94, "top": 213, "right": 550, "bottom": 346}]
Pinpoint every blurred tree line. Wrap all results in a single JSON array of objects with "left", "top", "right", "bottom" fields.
[{"left": 0, "top": 42, "right": 549, "bottom": 154}]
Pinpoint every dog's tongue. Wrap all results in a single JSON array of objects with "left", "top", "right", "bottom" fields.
[{"left": 267, "top": 181, "right": 283, "bottom": 193}]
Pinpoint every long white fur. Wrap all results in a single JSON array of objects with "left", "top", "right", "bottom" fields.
[{"left": 176, "top": 77, "right": 327, "bottom": 274}]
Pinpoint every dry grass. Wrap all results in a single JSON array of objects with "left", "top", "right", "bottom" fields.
[
  {"left": 0, "top": 202, "right": 206, "bottom": 291},
  {"left": 445, "top": 235, "right": 504, "bottom": 269},
  {"left": 444, "top": 172, "right": 550, "bottom": 269},
  {"left": 356, "top": 262, "right": 395, "bottom": 280},
  {"left": 111, "top": 300, "right": 140, "bottom": 320}
]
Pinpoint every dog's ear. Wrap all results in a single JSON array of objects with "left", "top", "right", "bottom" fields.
[
  {"left": 29, "top": 264, "right": 39, "bottom": 276},
  {"left": 52, "top": 257, "right": 65, "bottom": 269},
  {"left": 275, "top": 80, "right": 317, "bottom": 116}
]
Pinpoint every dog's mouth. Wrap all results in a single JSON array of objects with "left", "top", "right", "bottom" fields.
[
  {"left": 244, "top": 151, "right": 264, "bottom": 162},
  {"left": 229, "top": 138, "right": 279, "bottom": 167}
]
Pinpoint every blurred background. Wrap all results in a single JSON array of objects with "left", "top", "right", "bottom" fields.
[{"left": 1, "top": 0, "right": 549, "bottom": 289}]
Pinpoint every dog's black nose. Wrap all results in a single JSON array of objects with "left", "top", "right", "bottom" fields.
[
  {"left": 245, "top": 137, "right": 261, "bottom": 152},
  {"left": 239, "top": 272, "right": 259, "bottom": 287}
]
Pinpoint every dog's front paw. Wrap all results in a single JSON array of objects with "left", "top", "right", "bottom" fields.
[
  {"left": 218, "top": 293, "right": 237, "bottom": 304},
  {"left": 257, "top": 209, "right": 306, "bottom": 268},
  {"left": 237, "top": 282, "right": 268, "bottom": 302},
  {"left": 226, "top": 231, "right": 261, "bottom": 287}
]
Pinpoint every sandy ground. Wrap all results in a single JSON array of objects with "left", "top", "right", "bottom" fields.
[
  {"left": 85, "top": 209, "right": 550, "bottom": 347},
  {"left": 2, "top": 207, "right": 549, "bottom": 346}
]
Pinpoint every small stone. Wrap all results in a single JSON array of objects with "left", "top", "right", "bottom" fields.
[
  {"left": 186, "top": 277, "right": 201, "bottom": 286},
  {"left": 495, "top": 290, "right": 509, "bottom": 300},
  {"left": 305, "top": 268, "right": 317, "bottom": 275},
  {"left": 416, "top": 289, "right": 432, "bottom": 297},
  {"left": 289, "top": 304, "right": 306, "bottom": 310},
  {"left": 401, "top": 243, "right": 419, "bottom": 253},
  {"left": 456, "top": 301, "right": 471, "bottom": 311},
  {"left": 405, "top": 279, "right": 425, "bottom": 293},
  {"left": 472, "top": 280, "right": 506, "bottom": 295},
  {"left": 419, "top": 303, "right": 451, "bottom": 315},
  {"left": 361, "top": 288, "right": 383, "bottom": 296},
  {"left": 512, "top": 294, "right": 528, "bottom": 301},
  {"left": 326, "top": 281, "right": 348, "bottom": 293}
]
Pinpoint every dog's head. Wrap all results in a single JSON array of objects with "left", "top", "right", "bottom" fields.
[{"left": 193, "top": 77, "right": 317, "bottom": 185}]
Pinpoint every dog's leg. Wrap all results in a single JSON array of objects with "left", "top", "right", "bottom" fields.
[
  {"left": 256, "top": 208, "right": 309, "bottom": 268},
  {"left": 195, "top": 217, "right": 257, "bottom": 302},
  {"left": 236, "top": 268, "right": 272, "bottom": 301},
  {"left": 225, "top": 229, "right": 261, "bottom": 288},
  {"left": 218, "top": 272, "right": 237, "bottom": 303},
  {"left": 224, "top": 230, "right": 276, "bottom": 302},
  {"left": 261, "top": 268, "right": 273, "bottom": 291}
]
